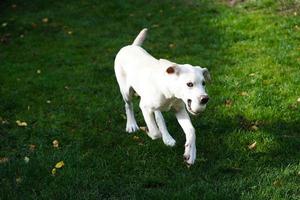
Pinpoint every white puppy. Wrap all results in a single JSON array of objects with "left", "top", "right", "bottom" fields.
[{"left": 114, "top": 28, "right": 210, "bottom": 165}]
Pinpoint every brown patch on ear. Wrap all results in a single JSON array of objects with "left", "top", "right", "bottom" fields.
[{"left": 166, "top": 66, "right": 175, "bottom": 74}]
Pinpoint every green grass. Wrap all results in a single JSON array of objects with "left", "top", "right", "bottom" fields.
[{"left": 1, "top": 0, "right": 300, "bottom": 199}]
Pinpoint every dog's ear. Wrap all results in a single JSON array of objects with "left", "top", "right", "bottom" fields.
[
  {"left": 202, "top": 68, "right": 211, "bottom": 82},
  {"left": 166, "top": 65, "right": 179, "bottom": 75}
]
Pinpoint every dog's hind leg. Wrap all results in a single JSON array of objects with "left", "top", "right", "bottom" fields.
[
  {"left": 115, "top": 65, "right": 139, "bottom": 133},
  {"left": 123, "top": 88, "right": 139, "bottom": 133},
  {"left": 154, "top": 111, "right": 176, "bottom": 146}
]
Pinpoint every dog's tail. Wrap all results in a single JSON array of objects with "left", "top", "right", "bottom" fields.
[{"left": 132, "top": 28, "right": 148, "bottom": 46}]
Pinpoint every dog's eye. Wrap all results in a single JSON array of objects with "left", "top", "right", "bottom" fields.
[
  {"left": 187, "top": 82, "right": 194, "bottom": 87},
  {"left": 202, "top": 81, "right": 206, "bottom": 86}
]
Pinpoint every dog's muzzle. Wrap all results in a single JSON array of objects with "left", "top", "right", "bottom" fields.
[
  {"left": 199, "top": 95, "right": 209, "bottom": 105},
  {"left": 187, "top": 95, "right": 209, "bottom": 115}
]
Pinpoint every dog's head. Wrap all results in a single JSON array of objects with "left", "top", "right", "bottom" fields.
[{"left": 162, "top": 59, "right": 211, "bottom": 115}]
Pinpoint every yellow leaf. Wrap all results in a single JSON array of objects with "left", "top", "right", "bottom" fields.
[
  {"left": 52, "top": 140, "right": 59, "bottom": 148},
  {"left": 51, "top": 168, "right": 56, "bottom": 175},
  {"left": 248, "top": 141, "right": 257, "bottom": 150},
  {"left": 133, "top": 136, "right": 139, "bottom": 141},
  {"left": 42, "top": 18, "right": 49, "bottom": 23},
  {"left": 55, "top": 161, "right": 64, "bottom": 169},
  {"left": 250, "top": 125, "right": 259, "bottom": 131},
  {"left": 16, "top": 120, "right": 27, "bottom": 127},
  {"left": 240, "top": 92, "right": 249, "bottom": 96},
  {"left": 139, "top": 126, "right": 148, "bottom": 132}
]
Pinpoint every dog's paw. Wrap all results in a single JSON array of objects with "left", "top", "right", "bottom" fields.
[
  {"left": 147, "top": 131, "right": 162, "bottom": 140},
  {"left": 162, "top": 135, "right": 176, "bottom": 147},
  {"left": 183, "top": 143, "right": 196, "bottom": 165},
  {"left": 126, "top": 123, "right": 139, "bottom": 133}
]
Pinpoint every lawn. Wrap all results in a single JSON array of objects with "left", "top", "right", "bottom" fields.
[{"left": 0, "top": 0, "right": 300, "bottom": 199}]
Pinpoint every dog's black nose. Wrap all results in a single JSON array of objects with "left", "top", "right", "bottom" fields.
[{"left": 200, "top": 95, "right": 209, "bottom": 104}]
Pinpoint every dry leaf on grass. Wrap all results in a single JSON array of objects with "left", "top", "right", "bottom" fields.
[
  {"left": 0, "top": 157, "right": 9, "bottom": 164},
  {"left": 140, "top": 126, "right": 148, "bottom": 132},
  {"left": 250, "top": 125, "right": 259, "bottom": 131},
  {"left": 42, "top": 18, "right": 49, "bottom": 23},
  {"left": 55, "top": 161, "right": 64, "bottom": 169},
  {"left": 240, "top": 92, "right": 249, "bottom": 96},
  {"left": 24, "top": 156, "right": 30, "bottom": 163},
  {"left": 248, "top": 141, "right": 257, "bottom": 150},
  {"left": 133, "top": 136, "right": 140, "bottom": 141},
  {"left": 29, "top": 144, "right": 36, "bottom": 151},
  {"left": 169, "top": 43, "right": 175, "bottom": 48},
  {"left": 52, "top": 140, "right": 59, "bottom": 148},
  {"left": 225, "top": 99, "right": 233, "bottom": 107},
  {"left": 16, "top": 120, "right": 27, "bottom": 127},
  {"left": 51, "top": 168, "right": 56, "bottom": 175},
  {"left": 16, "top": 177, "right": 22, "bottom": 184},
  {"left": 273, "top": 180, "right": 282, "bottom": 187}
]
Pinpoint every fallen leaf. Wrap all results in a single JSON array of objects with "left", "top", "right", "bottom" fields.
[
  {"left": 51, "top": 168, "right": 56, "bottom": 175},
  {"left": 0, "top": 157, "right": 9, "bottom": 164},
  {"left": 24, "top": 156, "right": 30, "bottom": 163},
  {"left": 29, "top": 144, "right": 36, "bottom": 151},
  {"left": 225, "top": 99, "right": 233, "bottom": 107},
  {"left": 31, "top": 23, "right": 37, "bottom": 28},
  {"left": 52, "top": 140, "right": 59, "bottom": 148},
  {"left": 2, "top": 119, "right": 9, "bottom": 125},
  {"left": 16, "top": 120, "right": 27, "bottom": 127},
  {"left": 16, "top": 177, "right": 22, "bottom": 184},
  {"left": 273, "top": 180, "right": 282, "bottom": 187},
  {"left": 248, "top": 141, "right": 257, "bottom": 150},
  {"left": 55, "top": 161, "right": 64, "bottom": 169},
  {"left": 42, "top": 18, "right": 49, "bottom": 23},
  {"left": 250, "top": 125, "right": 259, "bottom": 131},
  {"left": 140, "top": 126, "right": 148, "bottom": 132},
  {"left": 240, "top": 92, "right": 249, "bottom": 96},
  {"left": 169, "top": 43, "right": 175, "bottom": 48},
  {"left": 133, "top": 136, "right": 140, "bottom": 141}
]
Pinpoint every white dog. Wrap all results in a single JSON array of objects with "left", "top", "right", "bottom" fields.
[{"left": 114, "top": 28, "right": 210, "bottom": 165}]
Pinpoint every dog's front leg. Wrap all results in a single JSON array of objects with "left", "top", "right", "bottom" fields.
[
  {"left": 175, "top": 107, "right": 196, "bottom": 165},
  {"left": 139, "top": 103, "right": 162, "bottom": 140},
  {"left": 154, "top": 111, "right": 176, "bottom": 147}
]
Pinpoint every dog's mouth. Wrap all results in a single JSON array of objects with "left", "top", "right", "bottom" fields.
[{"left": 187, "top": 99, "right": 200, "bottom": 116}]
